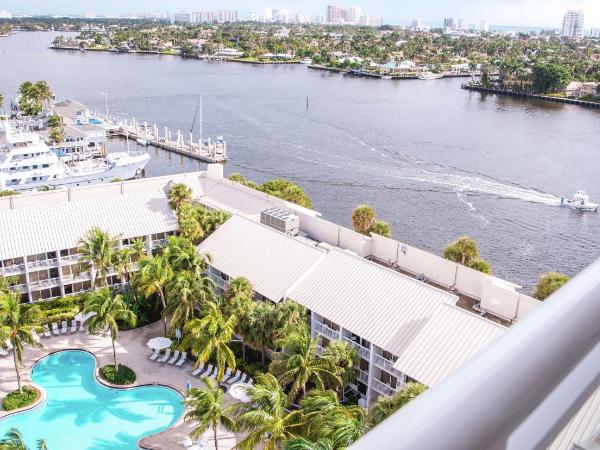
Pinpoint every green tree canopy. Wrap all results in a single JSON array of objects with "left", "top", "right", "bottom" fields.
[
  {"left": 352, "top": 205, "right": 376, "bottom": 235},
  {"left": 369, "top": 220, "right": 392, "bottom": 238},
  {"left": 367, "top": 382, "right": 426, "bottom": 429},
  {"left": 533, "top": 272, "right": 570, "bottom": 300},
  {"left": 531, "top": 63, "right": 571, "bottom": 94}
]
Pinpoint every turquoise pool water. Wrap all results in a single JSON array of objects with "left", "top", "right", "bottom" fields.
[{"left": 0, "top": 350, "right": 184, "bottom": 449}]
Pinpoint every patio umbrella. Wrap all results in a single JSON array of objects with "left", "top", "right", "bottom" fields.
[
  {"left": 74, "top": 311, "right": 97, "bottom": 323},
  {"left": 147, "top": 337, "right": 172, "bottom": 351},
  {"left": 229, "top": 383, "right": 252, "bottom": 403}
]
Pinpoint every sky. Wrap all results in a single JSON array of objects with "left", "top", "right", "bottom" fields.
[{"left": 3, "top": 0, "right": 600, "bottom": 28}]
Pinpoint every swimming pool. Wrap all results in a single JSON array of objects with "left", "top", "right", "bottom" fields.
[{"left": 0, "top": 350, "right": 184, "bottom": 449}]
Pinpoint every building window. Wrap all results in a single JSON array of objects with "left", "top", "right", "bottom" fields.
[
  {"left": 323, "top": 318, "right": 340, "bottom": 331},
  {"left": 357, "top": 381, "right": 367, "bottom": 396},
  {"left": 359, "top": 359, "right": 369, "bottom": 372},
  {"left": 380, "top": 370, "right": 398, "bottom": 388}
]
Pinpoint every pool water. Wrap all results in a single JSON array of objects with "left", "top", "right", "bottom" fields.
[{"left": 0, "top": 350, "right": 184, "bottom": 449}]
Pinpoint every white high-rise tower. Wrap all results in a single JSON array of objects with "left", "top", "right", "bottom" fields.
[{"left": 562, "top": 10, "right": 584, "bottom": 38}]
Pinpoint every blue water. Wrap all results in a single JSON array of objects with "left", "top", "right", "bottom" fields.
[{"left": 0, "top": 350, "right": 184, "bottom": 449}]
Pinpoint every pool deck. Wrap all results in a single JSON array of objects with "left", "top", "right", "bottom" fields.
[{"left": 0, "top": 321, "right": 238, "bottom": 449}]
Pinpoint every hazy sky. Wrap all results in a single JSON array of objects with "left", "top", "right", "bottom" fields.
[{"left": 4, "top": 0, "right": 600, "bottom": 28}]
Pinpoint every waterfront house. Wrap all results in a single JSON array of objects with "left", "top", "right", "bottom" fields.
[{"left": 214, "top": 47, "right": 245, "bottom": 58}]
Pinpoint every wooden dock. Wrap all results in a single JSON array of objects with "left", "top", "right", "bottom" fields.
[{"left": 93, "top": 113, "right": 228, "bottom": 163}]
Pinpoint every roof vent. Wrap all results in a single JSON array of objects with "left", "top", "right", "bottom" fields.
[{"left": 260, "top": 208, "right": 299, "bottom": 236}]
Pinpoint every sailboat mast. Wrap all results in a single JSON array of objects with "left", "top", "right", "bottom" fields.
[{"left": 199, "top": 96, "right": 203, "bottom": 142}]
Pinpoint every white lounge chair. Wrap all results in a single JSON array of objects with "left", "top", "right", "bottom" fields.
[
  {"left": 149, "top": 349, "right": 160, "bottom": 361},
  {"left": 209, "top": 367, "right": 219, "bottom": 380},
  {"left": 158, "top": 348, "right": 171, "bottom": 363},
  {"left": 32, "top": 330, "right": 41, "bottom": 343},
  {"left": 60, "top": 321, "right": 68, "bottom": 334},
  {"left": 52, "top": 323, "right": 60, "bottom": 335},
  {"left": 201, "top": 364, "right": 215, "bottom": 378},
  {"left": 5, "top": 340, "right": 13, "bottom": 351},
  {"left": 222, "top": 368, "right": 232, "bottom": 381},
  {"left": 191, "top": 362, "right": 206, "bottom": 376},
  {"left": 0, "top": 349, "right": 7, "bottom": 356},
  {"left": 167, "top": 350, "right": 180, "bottom": 365},
  {"left": 248, "top": 378, "right": 254, "bottom": 385},
  {"left": 176, "top": 352, "right": 187, "bottom": 367},
  {"left": 228, "top": 370, "right": 242, "bottom": 384},
  {"left": 42, "top": 324, "right": 51, "bottom": 338},
  {"left": 70, "top": 320, "right": 77, "bottom": 333},
  {"left": 240, "top": 374, "right": 250, "bottom": 384}
]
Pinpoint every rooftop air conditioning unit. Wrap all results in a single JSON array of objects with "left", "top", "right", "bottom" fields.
[{"left": 260, "top": 208, "right": 300, "bottom": 236}]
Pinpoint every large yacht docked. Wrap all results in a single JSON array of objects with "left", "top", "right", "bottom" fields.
[{"left": 0, "top": 121, "right": 149, "bottom": 191}]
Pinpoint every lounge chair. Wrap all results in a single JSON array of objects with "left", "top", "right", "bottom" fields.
[
  {"left": 158, "top": 348, "right": 171, "bottom": 363},
  {"left": 248, "top": 378, "right": 254, "bottom": 385},
  {"left": 167, "top": 350, "right": 180, "bottom": 365},
  {"left": 32, "top": 330, "right": 41, "bottom": 342},
  {"left": 222, "top": 368, "right": 232, "bottom": 381},
  {"left": 228, "top": 370, "right": 242, "bottom": 384},
  {"left": 0, "top": 349, "right": 7, "bottom": 357},
  {"left": 176, "top": 352, "right": 187, "bottom": 367},
  {"left": 201, "top": 364, "right": 215, "bottom": 378},
  {"left": 42, "top": 324, "right": 51, "bottom": 338},
  {"left": 191, "top": 362, "right": 206, "bottom": 376},
  {"left": 240, "top": 374, "right": 250, "bottom": 384},
  {"left": 209, "top": 367, "right": 219, "bottom": 380},
  {"left": 60, "top": 321, "right": 68, "bottom": 334},
  {"left": 70, "top": 320, "right": 77, "bottom": 333},
  {"left": 149, "top": 349, "right": 160, "bottom": 361},
  {"left": 52, "top": 322, "right": 60, "bottom": 335}
]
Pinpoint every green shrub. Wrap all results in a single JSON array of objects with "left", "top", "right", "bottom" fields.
[
  {"left": 2, "top": 386, "right": 40, "bottom": 411},
  {"left": 100, "top": 365, "right": 136, "bottom": 385},
  {"left": 22, "top": 294, "right": 85, "bottom": 325}
]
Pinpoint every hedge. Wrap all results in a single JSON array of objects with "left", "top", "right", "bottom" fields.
[
  {"left": 100, "top": 365, "right": 136, "bottom": 385},
  {"left": 2, "top": 386, "right": 40, "bottom": 411},
  {"left": 23, "top": 295, "right": 86, "bottom": 325}
]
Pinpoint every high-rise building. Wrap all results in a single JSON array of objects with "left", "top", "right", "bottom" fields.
[
  {"left": 562, "top": 10, "right": 584, "bottom": 38},
  {"left": 346, "top": 6, "right": 362, "bottom": 24},
  {"left": 480, "top": 19, "right": 490, "bottom": 33},
  {"left": 412, "top": 18, "right": 424, "bottom": 30},
  {"left": 590, "top": 28, "right": 600, "bottom": 39},
  {"left": 444, "top": 17, "right": 457, "bottom": 29},
  {"left": 216, "top": 10, "right": 238, "bottom": 23},
  {"left": 173, "top": 12, "right": 192, "bottom": 24},
  {"left": 457, "top": 18, "right": 468, "bottom": 31},
  {"left": 326, "top": 5, "right": 343, "bottom": 23}
]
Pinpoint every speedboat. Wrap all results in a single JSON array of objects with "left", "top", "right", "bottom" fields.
[
  {"left": 381, "top": 76, "right": 393, "bottom": 80},
  {"left": 299, "top": 57, "right": 313, "bottom": 65},
  {"left": 560, "top": 191, "right": 599, "bottom": 212},
  {"left": 418, "top": 72, "right": 444, "bottom": 80},
  {"left": 136, "top": 138, "right": 149, "bottom": 146}
]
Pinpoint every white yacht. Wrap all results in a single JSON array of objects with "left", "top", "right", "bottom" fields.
[
  {"left": 0, "top": 122, "right": 149, "bottom": 192},
  {"left": 418, "top": 72, "right": 444, "bottom": 80},
  {"left": 560, "top": 191, "right": 599, "bottom": 212}
]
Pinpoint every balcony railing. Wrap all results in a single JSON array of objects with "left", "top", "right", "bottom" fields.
[
  {"left": 351, "top": 257, "right": 600, "bottom": 450},
  {"left": 28, "top": 277, "right": 60, "bottom": 290},
  {"left": 60, "top": 254, "right": 81, "bottom": 263},
  {"left": 344, "top": 337, "right": 371, "bottom": 359},
  {"left": 62, "top": 272, "right": 91, "bottom": 283},
  {"left": 1, "top": 264, "right": 25, "bottom": 275},
  {"left": 371, "top": 378, "right": 396, "bottom": 397},
  {"left": 356, "top": 369, "right": 369, "bottom": 385},
  {"left": 28, "top": 258, "right": 59, "bottom": 269},
  {"left": 373, "top": 353, "right": 403, "bottom": 377},
  {"left": 314, "top": 322, "right": 340, "bottom": 341}
]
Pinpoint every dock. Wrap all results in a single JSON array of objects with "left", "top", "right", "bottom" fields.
[{"left": 92, "top": 112, "right": 228, "bottom": 163}]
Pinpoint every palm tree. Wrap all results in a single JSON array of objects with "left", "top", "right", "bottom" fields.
[
  {"left": 182, "top": 302, "right": 236, "bottom": 382},
  {"left": 0, "top": 427, "right": 48, "bottom": 450},
  {"left": 112, "top": 247, "right": 133, "bottom": 285},
  {"left": 366, "top": 382, "right": 427, "bottom": 430},
  {"left": 272, "top": 301, "right": 307, "bottom": 340},
  {"left": 351, "top": 205, "right": 376, "bottom": 235},
  {"left": 137, "top": 255, "right": 173, "bottom": 334},
  {"left": 443, "top": 236, "right": 479, "bottom": 266},
  {"left": 226, "top": 293, "right": 255, "bottom": 365},
  {"left": 0, "top": 292, "right": 42, "bottom": 394},
  {"left": 34, "top": 81, "right": 52, "bottom": 110},
  {"left": 164, "top": 270, "right": 215, "bottom": 328},
  {"left": 322, "top": 341, "right": 357, "bottom": 395},
  {"left": 83, "top": 288, "right": 137, "bottom": 369},
  {"left": 184, "top": 377, "right": 235, "bottom": 450},
  {"left": 162, "top": 235, "right": 211, "bottom": 278},
  {"left": 0, "top": 274, "right": 17, "bottom": 294},
  {"left": 284, "top": 437, "right": 334, "bottom": 450},
  {"left": 299, "top": 389, "right": 365, "bottom": 447},
  {"left": 78, "top": 228, "right": 119, "bottom": 287},
  {"left": 269, "top": 332, "right": 342, "bottom": 402},
  {"left": 246, "top": 301, "right": 275, "bottom": 366},
  {"left": 167, "top": 183, "right": 193, "bottom": 211},
  {"left": 224, "top": 276, "right": 253, "bottom": 300},
  {"left": 225, "top": 373, "right": 303, "bottom": 450},
  {"left": 0, "top": 93, "right": 4, "bottom": 111}
]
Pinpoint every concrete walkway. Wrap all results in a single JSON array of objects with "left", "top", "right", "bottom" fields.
[{"left": 0, "top": 321, "right": 239, "bottom": 449}]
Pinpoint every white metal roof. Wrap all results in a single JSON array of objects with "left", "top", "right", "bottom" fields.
[
  {"left": 289, "top": 248, "right": 460, "bottom": 359},
  {"left": 549, "top": 386, "right": 600, "bottom": 450},
  {"left": 197, "top": 215, "right": 326, "bottom": 301},
  {"left": 392, "top": 303, "right": 505, "bottom": 386},
  {"left": 0, "top": 189, "right": 177, "bottom": 260}
]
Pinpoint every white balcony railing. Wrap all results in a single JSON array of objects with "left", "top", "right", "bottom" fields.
[
  {"left": 373, "top": 353, "right": 403, "bottom": 377},
  {"left": 28, "top": 277, "right": 60, "bottom": 290},
  {"left": 62, "top": 272, "right": 91, "bottom": 283},
  {"left": 356, "top": 369, "right": 369, "bottom": 385},
  {"left": 60, "top": 254, "right": 81, "bottom": 263},
  {"left": 1, "top": 264, "right": 25, "bottom": 275},
  {"left": 344, "top": 337, "right": 371, "bottom": 359},
  {"left": 352, "top": 257, "right": 600, "bottom": 450},
  {"left": 371, "top": 378, "right": 396, "bottom": 397},
  {"left": 28, "top": 258, "right": 59, "bottom": 269},
  {"left": 314, "top": 322, "right": 340, "bottom": 341}
]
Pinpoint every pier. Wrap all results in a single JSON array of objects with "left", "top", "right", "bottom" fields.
[
  {"left": 463, "top": 84, "right": 600, "bottom": 110},
  {"left": 92, "top": 113, "right": 228, "bottom": 163}
]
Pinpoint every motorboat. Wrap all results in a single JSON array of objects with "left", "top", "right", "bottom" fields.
[
  {"left": 418, "top": 72, "right": 444, "bottom": 80},
  {"left": 299, "top": 57, "right": 313, "bottom": 65},
  {"left": 381, "top": 76, "right": 393, "bottom": 80},
  {"left": 560, "top": 191, "right": 599, "bottom": 212},
  {"left": 136, "top": 138, "right": 149, "bottom": 146}
]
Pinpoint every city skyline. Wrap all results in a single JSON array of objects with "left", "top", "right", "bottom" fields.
[{"left": 3, "top": 0, "right": 600, "bottom": 28}]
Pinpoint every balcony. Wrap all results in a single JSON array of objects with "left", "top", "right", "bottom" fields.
[
  {"left": 356, "top": 369, "right": 369, "bottom": 385},
  {"left": 60, "top": 254, "right": 81, "bottom": 263},
  {"left": 28, "top": 258, "right": 59, "bottom": 269},
  {"left": 351, "top": 258, "right": 600, "bottom": 450},
  {"left": 373, "top": 353, "right": 403, "bottom": 377},
  {"left": 314, "top": 321, "right": 340, "bottom": 341},
  {"left": 344, "top": 337, "right": 371, "bottom": 359},
  {"left": 371, "top": 378, "right": 396, "bottom": 397},
  {"left": 28, "top": 277, "right": 60, "bottom": 290},
  {"left": 62, "top": 272, "right": 91, "bottom": 283},
  {"left": 1, "top": 264, "right": 25, "bottom": 275},
  {"left": 316, "top": 344, "right": 324, "bottom": 356}
]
